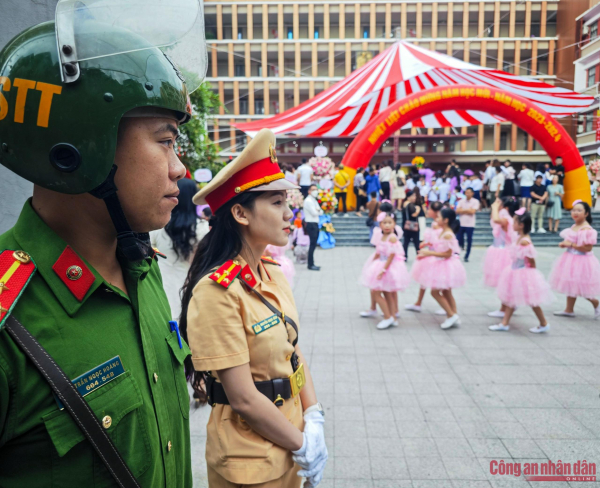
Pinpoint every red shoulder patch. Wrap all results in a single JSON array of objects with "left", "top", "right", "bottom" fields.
[
  {"left": 239, "top": 265, "right": 257, "bottom": 288},
  {"left": 209, "top": 260, "right": 242, "bottom": 288},
  {"left": 260, "top": 256, "right": 280, "bottom": 266},
  {"left": 0, "top": 250, "right": 37, "bottom": 328},
  {"left": 52, "top": 246, "right": 95, "bottom": 301}
]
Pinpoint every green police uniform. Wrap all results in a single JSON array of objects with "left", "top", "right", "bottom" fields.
[
  {"left": 0, "top": 1, "right": 207, "bottom": 484},
  {"left": 0, "top": 201, "right": 193, "bottom": 487}
]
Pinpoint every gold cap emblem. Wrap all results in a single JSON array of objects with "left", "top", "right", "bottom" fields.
[{"left": 269, "top": 144, "right": 278, "bottom": 164}]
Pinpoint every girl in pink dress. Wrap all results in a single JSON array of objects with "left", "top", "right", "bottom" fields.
[
  {"left": 413, "top": 208, "right": 466, "bottom": 329},
  {"left": 360, "top": 212, "right": 410, "bottom": 330},
  {"left": 549, "top": 200, "right": 600, "bottom": 319},
  {"left": 490, "top": 208, "right": 553, "bottom": 333},
  {"left": 406, "top": 201, "right": 443, "bottom": 313},
  {"left": 265, "top": 243, "right": 296, "bottom": 287},
  {"left": 485, "top": 197, "right": 519, "bottom": 318}
]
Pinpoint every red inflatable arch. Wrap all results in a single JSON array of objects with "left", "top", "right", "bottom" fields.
[{"left": 341, "top": 84, "right": 590, "bottom": 209}]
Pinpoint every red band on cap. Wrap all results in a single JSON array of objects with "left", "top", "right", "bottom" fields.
[{"left": 205, "top": 157, "right": 284, "bottom": 212}]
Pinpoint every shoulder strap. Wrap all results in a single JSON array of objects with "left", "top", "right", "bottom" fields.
[{"left": 4, "top": 315, "right": 140, "bottom": 488}]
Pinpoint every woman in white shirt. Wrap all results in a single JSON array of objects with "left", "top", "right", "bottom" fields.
[
  {"left": 390, "top": 163, "right": 406, "bottom": 210},
  {"left": 518, "top": 163, "right": 535, "bottom": 211}
]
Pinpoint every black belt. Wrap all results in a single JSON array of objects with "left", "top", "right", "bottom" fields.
[{"left": 205, "top": 373, "right": 292, "bottom": 406}]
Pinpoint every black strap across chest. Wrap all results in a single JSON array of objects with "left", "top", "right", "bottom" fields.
[{"left": 5, "top": 315, "right": 140, "bottom": 488}]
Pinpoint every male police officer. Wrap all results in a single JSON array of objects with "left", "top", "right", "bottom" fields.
[{"left": 0, "top": 1, "right": 206, "bottom": 485}]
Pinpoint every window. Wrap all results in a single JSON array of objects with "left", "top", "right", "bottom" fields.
[
  {"left": 500, "top": 132, "right": 508, "bottom": 151},
  {"left": 239, "top": 99, "right": 248, "bottom": 114},
  {"left": 236, "top": 134, "right": 246, "bottom": 151},
  {"left": 591, "top": 23, "right": 598, "bottom": 41},
  {"left": 235, "top": 64, "right": 244, "bottom": 77},
  {"left": 287, "top": 27, "right": 293, "bottom": 39},
  {"left": 363, "top": 27, "right": 369, "bottom": 39},
  {"left": 255, "top": 99, "right": 264, "bottom": 115},
  {"left": 237, "top": 31, "right": 243, "bottom": 40},
  {"left": 586, "top": 113, "right": 595, "bottom": 133},
  {"left": 588, "top": 67, "right": 596, "bottom": 87}
]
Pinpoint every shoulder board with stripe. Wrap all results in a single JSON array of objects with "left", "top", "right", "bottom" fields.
[
  {"left": 260, "top": 256, "right": 280, "bottom": 266},
  {"left": 0, "top": 250, "right": 37, "bottom": 329},
  {"left": 209, "top": 260, "right": 243, "bottom": 289}
]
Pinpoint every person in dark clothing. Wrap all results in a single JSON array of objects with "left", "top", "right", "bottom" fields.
[{"left": 402, "top": 190, "right": 424, "bottom": 260}]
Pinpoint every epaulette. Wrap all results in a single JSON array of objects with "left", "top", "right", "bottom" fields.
[
  {"left": 209, "top": 259, "right": 243, "bottom": 289},
  {"left": 0, "top": 250, "right": 37, "bottom": 329},
  {"left": 260, "top": 256, "right": 280, "bottom": 266}
]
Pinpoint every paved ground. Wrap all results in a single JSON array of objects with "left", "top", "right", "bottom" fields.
[{"left": 190, "top": 245, "right": 600, "bottom": 488}]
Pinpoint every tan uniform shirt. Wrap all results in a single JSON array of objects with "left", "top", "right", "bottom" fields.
[{"left": 187, "top": 256, "right": 304, "bottom": 484}]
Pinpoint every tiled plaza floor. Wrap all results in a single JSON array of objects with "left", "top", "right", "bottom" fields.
[{"left": 190, "top": 245, "right": 600, "bottom": 488}]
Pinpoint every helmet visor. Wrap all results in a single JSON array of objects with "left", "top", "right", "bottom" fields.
[{"left": 55, "top": 0, "right": 207, "bottom": 92}]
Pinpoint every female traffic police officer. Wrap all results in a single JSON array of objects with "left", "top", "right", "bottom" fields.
[
  {"left": 0, "top": 2, "right": 205, "bottom": 486},
  {"left": 180, "top": 129, "right": 328, "bottom": 487}
]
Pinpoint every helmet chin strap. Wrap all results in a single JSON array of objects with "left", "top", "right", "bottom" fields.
[{"left": 89, "top": 165, "right": 154, "bottom": 262}]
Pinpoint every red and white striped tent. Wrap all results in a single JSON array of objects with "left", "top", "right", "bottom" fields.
[{"left": 233, "top": 41, "right": 594, "bottom": 138}]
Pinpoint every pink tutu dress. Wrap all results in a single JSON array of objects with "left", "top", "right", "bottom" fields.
[
  {"left": 411, "top": 232, "right": 467, "bottom": 290},
  {"left": 265, "top": 244, "right": 295, "bottom": 287},
  {"left": 361, "top": 232, "right": 410, "bottom": 292},
  {"left": 548, "top": 226, "right": 600, "bottom": 299},
  {"left": 496, "top": 238, "right": 553, "bottom": 308},
  {"left": 410, "top": 226, "right": 442, "bottom": 289},
  {"left": 483, "top": 208, "right": 515, "bottom": 287}
]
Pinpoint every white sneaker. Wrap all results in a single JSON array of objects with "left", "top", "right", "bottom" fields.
[
  {"left": 392, "top": 320, "right": 399, "bottom": 326},
  {"left": 360, "top": 309, "right": 377, "bottom": 318},
  {"left": 343, "top": 213, "right": 350, "bottom": 218},
  {"left": 529, "top": 324, "right": 550, "bottom": 333},
  {"left": 487, "top": 310, "right": 505, "bottom": 318},
  {"left": 404, "top": 304, "right": 422, "bottom": 312},
  {"left": 441, "top": 314, "right": 460, "bottom": 330},
  {"left": 489, "top": 324, "right": 510, "bottom": 331},
  {"left": 538, "top": 228, "right": 547, "bottom": 234},
  {"left": 434, "top": 308, "right": 447, "bottom": 316},
  {"left": 377, "top": 317, "right": 396, "bottom": 330},
  {"left": 553, "top": 311, "right": 575, "bottom": 317},
  {"left": 395, "top": 311, "right": 400, "bottom": 318},
  {"left": 595, "top": 306, "right": 600, "bottom": 320}
]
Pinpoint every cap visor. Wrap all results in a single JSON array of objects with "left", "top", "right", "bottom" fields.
[{"left": 248, "top": 179, "right": 300, "bottom": 192}]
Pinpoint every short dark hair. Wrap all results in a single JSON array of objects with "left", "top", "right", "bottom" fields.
[
  {"left": 370, "top": 191, "right": 377, "bottom": 198},
  {"left": 202, "top": 207, "right": 212, "bottom": 218},
  {"left": 535, "top": 174, "right": 543, "bottom": 180},
  {"left": 465, "top": 187, "right": 474, "bottom": 193},
  {"left": 515, "top": 211, "right": 532, "bottom": 235}
]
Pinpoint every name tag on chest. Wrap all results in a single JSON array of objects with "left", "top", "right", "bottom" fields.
[
  {"left": 55, "top": 356, "right": 125, "bottom": 410},
  {"left": 252, "top": 315, "right": 281, "bottom": 335}
]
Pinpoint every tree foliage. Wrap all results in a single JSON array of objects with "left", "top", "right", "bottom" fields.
[{"left": 176, "top": 81, "right": 224, "bottom": 175}]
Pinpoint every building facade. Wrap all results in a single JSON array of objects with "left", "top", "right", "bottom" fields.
[
  {"left": 205, "top": 0, "right": 562, "bottom": 167},
  {"left": 573, "top": 0, "right": 600, "bottom": 162}
]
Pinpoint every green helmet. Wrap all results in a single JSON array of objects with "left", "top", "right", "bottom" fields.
[{"left": 0, "top": 20, "right": 191, "bottom": 194}]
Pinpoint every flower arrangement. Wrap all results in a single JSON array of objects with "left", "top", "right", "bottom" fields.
[
  {"left": 411, "top": 156, "right": 425, "bottom": 169},
  {"left": 317, "top": 188, "right": 338, "bottom": 214},
  {"left": 308, "top": 156, "right": 335, "bottom": 179},
  {"left": 286, "top": 189, "right": 304, "bottom": 210},
  {"left": 589, "top": 159, "right": 600, "bottom": 177},
  {"left": 321, "top": 222, "right": 336, "bottom": 234}
]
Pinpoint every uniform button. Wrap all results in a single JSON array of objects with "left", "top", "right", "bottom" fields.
[
  {"left": 285, "top": 354, "right": 291, "bottom": 361},
  {"left": 102, "top": 416, "right": 112, "bottom": 429},
  {"left": 153, "top": 373, "right": 158, "bottom": 383},
  {"left": 167, "top": 441, "right": 173, "bottom": 452},
  {"left": 294, "top": 398, "right": 299, "bottom": 407}
]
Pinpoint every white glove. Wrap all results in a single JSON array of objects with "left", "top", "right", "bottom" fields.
[{"left": 292, "top": 411, "right": 328, "bottom": 486}]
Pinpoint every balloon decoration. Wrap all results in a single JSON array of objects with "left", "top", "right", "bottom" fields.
[{"left": 341, "top": 84, "right": 590, "bottom": 209}]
